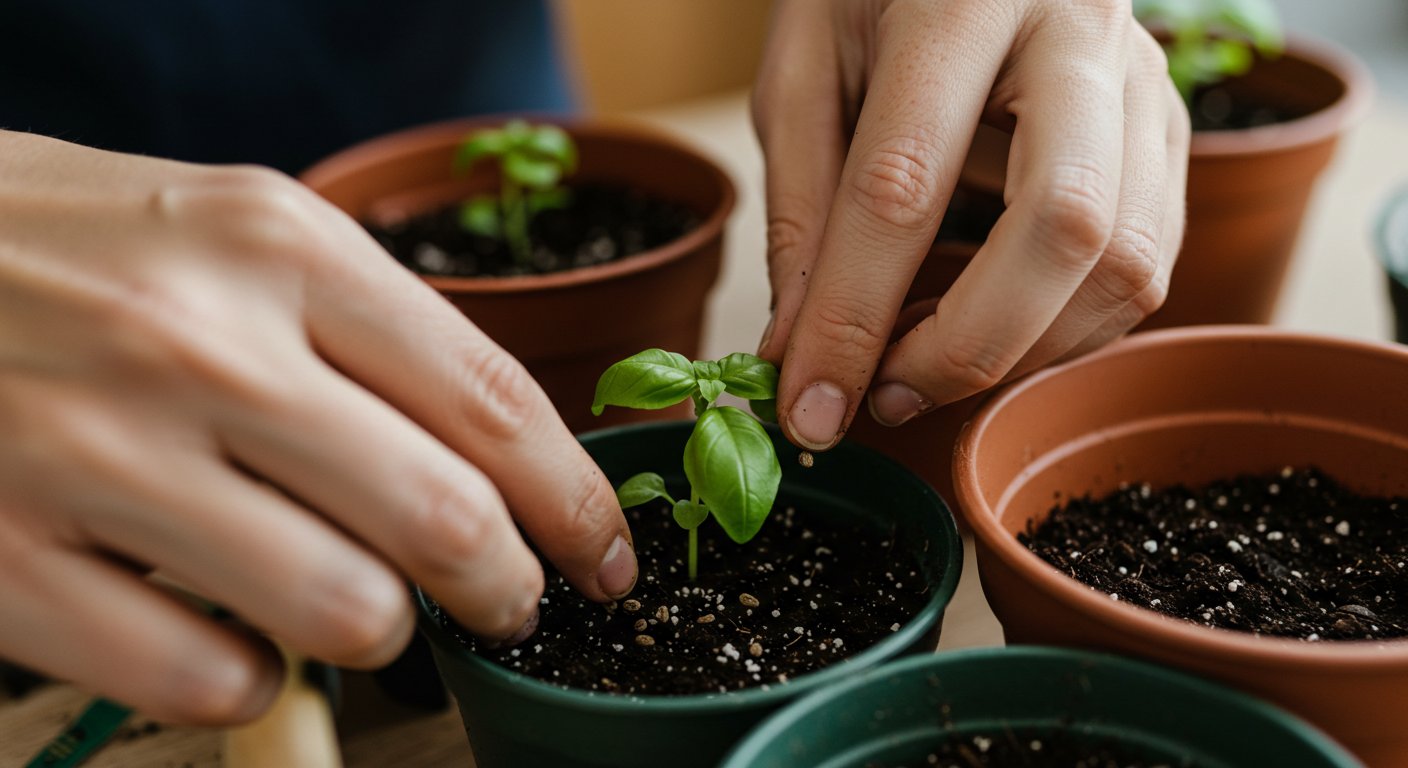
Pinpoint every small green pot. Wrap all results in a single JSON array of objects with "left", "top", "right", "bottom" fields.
[
  {"left": 416, "top": 421, "right": 963, "bottom": 768},
  {"left": 1376, "top": 184, "right": 1408, "bottom": 344},
  {"left": 722, "top": 647, "right": 1362, "bottom": 768}
]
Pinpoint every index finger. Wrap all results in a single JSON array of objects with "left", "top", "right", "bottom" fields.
[
  {"left": 301, "top": 200, "right": 637, "bottom": 604},
  {"left": 776, "top": 2, "right": 1015, "bottom": 451}
]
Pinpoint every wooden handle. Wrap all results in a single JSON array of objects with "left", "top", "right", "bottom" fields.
[{"left": 225, "top": 652, "right": 341, "bottom": 768}]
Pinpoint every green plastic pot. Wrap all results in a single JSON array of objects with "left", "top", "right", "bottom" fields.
[
  {"left": 722, "top": 647, "right": 1363, "bottom": 768},
  {"left": 415, "top": 420, "right": 963, "bottom": 768},
  {"left": 1376, "top": 184, "right": 1408, "bottom": 344}
]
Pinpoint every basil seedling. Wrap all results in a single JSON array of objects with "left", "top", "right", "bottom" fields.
[
  {"left": 593, "top": 349, "right": 781, "bottom": 579},
  {"left": 1134, "top": 0, "right": 1283, "bottom": 103},
  {"left": 454, "top": 120, "right": 577, "bottom": 265}
]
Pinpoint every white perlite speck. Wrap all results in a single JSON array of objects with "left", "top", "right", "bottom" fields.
[
  {"left": 1335, "top": 520, "right": 1351, "bottom": 536},
  {"left": 722, "top": 643, "right": 740, "bottom": 660},
  {"left": 1142, "top": 539, "right": 1158, "bottom": 553},
  {"left": 890, "top": 623, "right": 901, "bottom": 632},
  {"left": 1227, "top": 540, "right": 1243, "bottom": 553},
  {"left": 1228, "top": 580, "right": 1242, "bottom": 593}
]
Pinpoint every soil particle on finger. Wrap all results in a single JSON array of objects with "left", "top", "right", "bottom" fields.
[
  {"left": 1023, "top": 467, "right": 1408, "bottom": 640},
  {"left": 428, "top": 503, "right": 929, "bottom": 695}
]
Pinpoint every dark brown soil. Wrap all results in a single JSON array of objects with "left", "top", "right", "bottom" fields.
[
  {"left": 1189, "top": 85, "right": 1310, "bottom": 132},
  {"left": 427, "top": 501, "right": 930, "bottom": 695},
  {"left": 1023, "top": 467, "right": 1408, "bottom": 640},
  {"left": 871, "top": 729, "right": 1189, "bottom": 768},
  {"left": 365, "top": 183, "right": 696, "bottom": 278}
]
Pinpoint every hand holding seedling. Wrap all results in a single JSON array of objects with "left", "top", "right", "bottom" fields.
[
  {"left": 1134, "top": 0, "right": 1283, "bottom": 103},
  {"left": 455, "top": 120, "right": 577, "bottom": 264},
  {"left": 753, "top": 0, "right": 1190, "bottom": 450},
  {"left": 0, "top": 131, "right": 634, "bottom": 725},
  {"left": 593, "top": 350, "right": 781, "bottom": 578}
]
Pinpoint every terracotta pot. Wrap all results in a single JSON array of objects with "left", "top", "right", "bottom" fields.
[
  {"left": 300, "top": 118, "right": 734, "bottom": 433},
  {"left": 1376, "top": 185, "right": 1408, "bottom": 344},
  {"left": 956, "top": 37, "right": 1372, "bottom": 330},
  {"left": 953, "top": 326, "right": 1408, "bottom": 767},
  {"left": 842, "top": 242, "right": 984, "bottom": 511},
  {"left": 722, "top": 647, "right": 1361, "bottom": 768}
]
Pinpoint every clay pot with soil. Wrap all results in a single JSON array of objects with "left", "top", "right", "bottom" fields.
[
  {"left": 300, "top": 118, "right": 733, "bottom": 433},
  {"left": 416, "top": 415, "right": 962, "bottom": 768},
  {"left": 1376, "top": 185, "right": 1408, "bottom": 344},
  {"left": 954, "top": 326, "right": 1408, "bottom": 767},
  {"left": 721, "top": 647, "right": 1361, "bottom": 768}
]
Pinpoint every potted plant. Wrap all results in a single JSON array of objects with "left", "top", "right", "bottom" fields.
[
  {"left": 414, "top": 349, "right": 963, "bottom": 768},
  {"left": 300, "top": 118, "right": 735, "bottom": 433},
  {"left": 1376, "top": 185, "right": 1408, "bottom": 344},
  {"left": 953, "top": 326, "right": 1408, "bottom": 767},
  {"left": 721, "top": 647, "right": 1361, "bottom": 768}
]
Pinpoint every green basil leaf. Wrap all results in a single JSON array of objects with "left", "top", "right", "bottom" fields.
[
  {"left": 524, "top": 125, "right": 578, "bottom": 173},
  {"left": 616, "top": 472, "right": 676, "bottom": 509},
  {"left": 683, "top": 406, "right": 781, "bottom": 544},
  {"left": 453, "top": 130, "right": 508, "bottom": 174},
  {"left": 458, "top": 197, "right": 501, "bottom": 238},
  {"left": 672, "top": 499, "right": 708, "bottom": 530},
  {"left": 750, "top": 398, "right": 778, "bottom": 424},
  {"left": 692, "top": 360, "right": 722, "bottom": 381},
  {"left": 592, "top": 349, "right": 698, "bottom": 416},
  {"left": 503, "top": 151, "right": 563, "bottom": 190},
  {"left": 502, "top": 119, "right": 532, "bottom": 144},
  {"left": 698, "top": 378, "right": 726, "bottom": 405},
  {"left": 527, "top": 187, "right": 572, "bottom": 215},
  {"left": 716, "top": 353, "right": 778, "bottom": 400}
]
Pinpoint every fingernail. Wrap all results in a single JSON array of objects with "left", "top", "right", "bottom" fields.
[
  {"left": 597, "top": 534, "right": 637, "bottom": 599},
  {"left": 787, "top": 381, "right": 848, "bottom": 450},
  {"left": 485, "top": 609, "right": 539, "bottom": 650},
  {"left": 869, "top": 382, "right": 932, "bottom": 427},
  {"left": 757, "top": 311, "right": 776, "bottom": 355}
]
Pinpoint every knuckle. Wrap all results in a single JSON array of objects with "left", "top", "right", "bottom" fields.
[
  {"left": 765, "top": 211, "right": 815, "bottom": 269},
  {"left": 168, "top": 655, "right": 267, "bottom": 725},
  {"left": 198, "top": 166, "right": 322, "bottom": 261},
  {"left": 454, "top": 345, "right": 543, "bottom": 440},
  {"left": 1072, "top": 0, "right": 1129, "bottom": 23},
  {"left": 310, "top": 566, "right": 411, "bottom": 667},
  {"left": 847, "top": 135, "right": 945, "bottom": 232},
  {"left": 1130, "top": 271, "right": 1171, "bottom": 318},
  {"left": 936, "top": 333, "right": 1014, "bottom": 393},
  {"left": 408, "top": 479, "right": 493, "bottom": 576},
  {"left": 558, "top": 466, "right": 618, "bottom": 546},
  {"left": 1093, "top": 224, "right": 1161, "bottom": 305},
  {"left": 1032, "top": 167, "right": 1116, "bottom": 261},
  {"left": 806, "top": 298, "right": 891, "bottom": 361}
]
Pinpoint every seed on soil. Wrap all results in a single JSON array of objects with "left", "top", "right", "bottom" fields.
[
  {"left": 633, "top": 619, "right": 648, "bottom": 632},
  {"left": 634, "top": 634, "right": 655, "bottom": 647},
  {"left": 798, "top": 451, "right": 814, "bottom": 468},
  {"left": 749, "top": 642, "right": 763, "bottom": 657},
  {"left": 697, "top": 613, "right": 716, "bottom": 624},
  {"left": 623, "top": 599, "right": 641, "bottom": 613},
  {"left": 739, "top": 593, "right": 760, "bottom": 608},
  {"left": 655, "top": 606, "right": 670, "bottom": 623}
]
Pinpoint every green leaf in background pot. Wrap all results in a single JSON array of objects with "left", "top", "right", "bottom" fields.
[
  {"left": 458, "top": 197, "right": 501, "bottom": 238},
  {"left": 672, "top": 500, "right": 708, "bottom": 530},
  {"left": 524, "top": 125, "right": 578, "bottom": 172},
  {"left": 716, "top": 353, "right": 778, "bottom": 400},
  {"left": 503, "top": 151, "right": 564, "bottom": 190},
  {"left": 615, "top": 472, "right": 676, "bottom": 509},
  {"left": 683, "top": 406, "right": 781, "bottom": 544},
  {"left": 453, "top": 130, "right": 508, "bottom": 174},
  {"left": 592, "top": 349, "right": 698, "bottom": 416}
]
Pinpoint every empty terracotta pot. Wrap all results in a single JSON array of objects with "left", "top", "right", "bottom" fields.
[
  {"left": 301, "top": 118, "right": 734, "bottom": 433},
  {"left": 1144, "top": 37, "right": 1371, "bottom": 329},
  {"left": 954, "top": 326, "right": 1408, "bottom": 767}
]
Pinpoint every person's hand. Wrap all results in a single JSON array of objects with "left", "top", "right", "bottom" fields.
[
  {"left": 753, "top": 0, "right": 1189, "bottom": 449},
  {"left": 0, "top": 131, "right": 636, "bottom": 723}
]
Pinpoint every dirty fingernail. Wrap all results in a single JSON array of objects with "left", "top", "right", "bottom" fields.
[
  {"left": 597, "top": 534, "right": 637, "bottom": 599},
  {"left": 787, "top": 381, "right": 847, "bottom": 450},
  {"left": 485, "top": 609, "right": 539, "bottom": 650},
  {"left": 868, "top": 382, "right": 933, "bottom": 427}
]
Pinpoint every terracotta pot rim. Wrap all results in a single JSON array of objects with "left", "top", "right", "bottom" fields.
[
  {"left": 956, "top": 325, "right": 1408, "bottom": 671},
  {"left": 298, "top": 114, "right": 737, "bottom": 295},
  {"left": 1188, "top": 34, "right": 1373, "bottom": 159}
]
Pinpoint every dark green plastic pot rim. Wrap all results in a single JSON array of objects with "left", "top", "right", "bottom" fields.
[
  {"left": 720, "top": 646, "right": 1362, "bottom": 767},
  {"left": 1377, "top": 184, "right": 1408, "bottom": 279},
  {"left": 415, "top": 419, "right": 964, "bottom": 715}
]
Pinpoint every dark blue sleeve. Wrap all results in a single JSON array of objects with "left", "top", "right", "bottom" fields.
[{"left": 0, "top": 0, "right": 575, "bottom": 173}]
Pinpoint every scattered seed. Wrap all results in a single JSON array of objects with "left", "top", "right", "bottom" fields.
[
  {"left": 633, "top": 618, "right": 648, "bottom": 632},
  {"left": 798, "top": 451, "right": 814, "bottom": 468},
  {"left": 749, "top": 642, "right": 763, "bottom": 657},
  {"left": 634, "top": 634, "right": 655, "bottom": 647},
  {"left": 739, "top": 593, "right": 760, "bottom": 608},
  {"left": 623, "top": 599, "right": 641, "bottom": 613},
  {"left": 697, "top": 613, "right": 716, "bottom": 624},
  {"left": 655, "top": 606, "right": 670, "bottom": 623}
]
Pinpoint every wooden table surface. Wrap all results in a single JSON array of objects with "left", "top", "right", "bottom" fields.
[{"left": 2, "top": 90, "right": 1406, "bottom": 767}]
